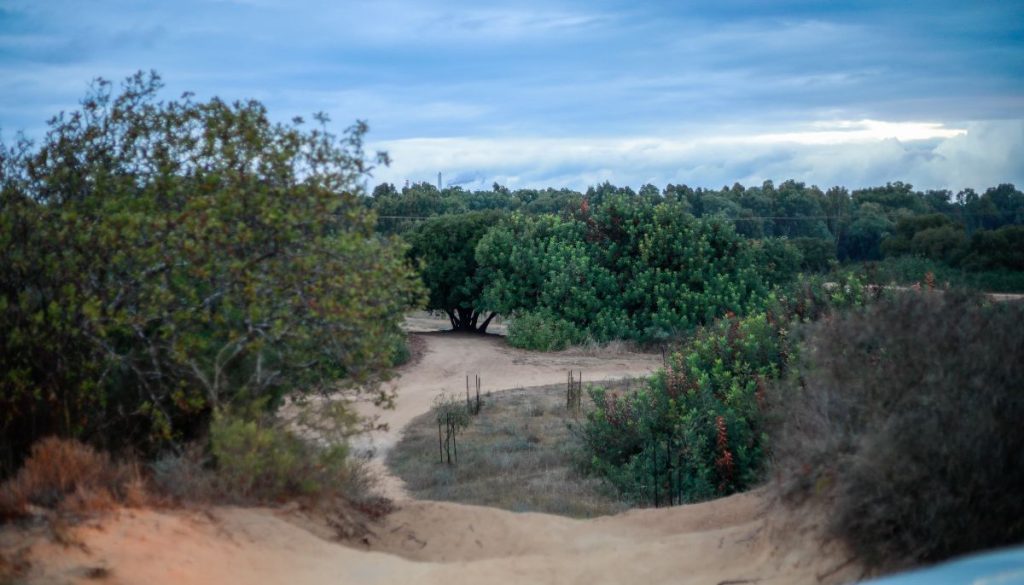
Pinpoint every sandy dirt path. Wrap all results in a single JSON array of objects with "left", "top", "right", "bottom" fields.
[
  {"left": 15, "top": 322, "right": 860, "bottom": 585},
  {"left": 352, "top": 327, "right": 662, "bottom": 498}
]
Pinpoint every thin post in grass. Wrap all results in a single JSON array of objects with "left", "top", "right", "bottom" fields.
[
  {"left": 475, "top": 375, "right": 481, "bottom": 414},
  {"left": 566, "top": 370, "right": 582, "bottom": 416},
  {"left": 451, "top": 413, "right": 458, "bottom": 463},
  {"left": 466, "top": 374, "right": 483, "bottom": 415},
  {"left": 445, "top": 413, "right": 451, "bottom": 464},
  {"left": 667, "top": 435, "right": 673, "bottom": 506},
  {"left": 652, "top": 438, "right": 659, "bottom": 508},
  {"left": 438, "top": 419, "right": 444, "bottom": 463}
]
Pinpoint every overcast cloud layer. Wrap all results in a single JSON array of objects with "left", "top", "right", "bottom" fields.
[{"left": 1, "top": 0, "right": 1022, "bottom": 192}]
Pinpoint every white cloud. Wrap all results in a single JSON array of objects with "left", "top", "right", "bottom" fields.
[
  {"left": 370, "top": 120, "right": 1024, "bottom": 192},
  {"left": 720, "top": 120, "right": 967, "bottom": 145}
]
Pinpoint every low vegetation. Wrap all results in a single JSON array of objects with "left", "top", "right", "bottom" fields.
[
  {"left": 387, "top": 383, "right": 633, "bottom": 517},
  {"left": 0, "top": 73, "right": 421, "bottom": 501},
  {"left": 579, "top": 275, "right": 875, "bottom": 504},
  {"left": 772, "top": 292, "right": 1024, "bottom": 571},
  {"left": 840, "top": 256, "right": 1024, "bottom": 293},
  {"left": 0, "top": 437, "right": 147, "bottom": 520}
]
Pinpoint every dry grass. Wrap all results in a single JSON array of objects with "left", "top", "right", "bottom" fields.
[
  {"left": 0, "top": 548, "right": 30, "bottom": 585},
  {"left": 772, "top": 292, "right": 1024, "bottom": 570},
  {"left": 387, "top": 382, "right": 635, "bottom": 518},
  {"left": 563, "top": 338, "right": 645, "bottom": 357},
  {"left": 0, "top": 437, "right": 148, "bottom": 520}
]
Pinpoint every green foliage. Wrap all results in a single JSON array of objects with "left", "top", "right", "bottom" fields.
[
  {"left": 477, "top": 197, "right": 769, "bottom": 344},
  {"left": 772, "top": 293, "right": 1024, "bottom": 569},
  {"left": 208, "top": 406, "right": 356, "bottom": 502},
  {"left": 581, "top": 311, "right": 787, "bottom": 502},
  {"left": 405, "top": 211, "right": 503, "bottom": 331},
  {"left": 580, "top": 273, "right": 874, "bottom": 503},
  {"left": 962, "top": 225, "right": 1024, "bottom": 271},
  {"left": 0, "top": 72, "right": 423, "bottom": 470},
  {"left": 843, "top": 257, "right": 1024, "bottom": 293},
  {"left": 506, "top": 310, "right": 585, "bottom": 351},
  {"left": 750, "top": 238, "right": 802, "bottom": 286},
  {"left": 790, "top": 237, "right": 837, "bottom": 272},
  {"left": 881, "top": 214, "right": 967, "bottom": 264}
]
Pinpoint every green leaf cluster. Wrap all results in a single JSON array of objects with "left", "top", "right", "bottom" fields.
[
  {"left": 476, "top": 195, "right": 770, "bottom": 346},
  {"left": 0, "top": 72, "right": 423, "bottom": 468}
]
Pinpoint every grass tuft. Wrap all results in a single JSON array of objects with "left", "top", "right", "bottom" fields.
[{"left": 387, "top": 382, "right": 634, "bottom": 518}]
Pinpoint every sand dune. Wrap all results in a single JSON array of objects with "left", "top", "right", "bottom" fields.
[{"left": 15, "top": 327, "right": 860, "bottom": 585}]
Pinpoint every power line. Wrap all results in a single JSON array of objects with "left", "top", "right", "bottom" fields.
[{"left": 375, "top": 210, "right": 1022, "bottom": 222}]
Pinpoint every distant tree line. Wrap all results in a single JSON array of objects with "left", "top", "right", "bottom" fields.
[{"left": 373, "top": 179, "right": 1024, "bottom": 346}]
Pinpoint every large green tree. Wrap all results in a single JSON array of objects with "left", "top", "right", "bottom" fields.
[
  {"left": 406, "top": 211, "right": 504, "bottom": 332},
  {"left": 477, "top": 195, "right": 769, "bottom": 345},
  {"left": 0, "top": 72, "right": 423, "bottom": 469}
]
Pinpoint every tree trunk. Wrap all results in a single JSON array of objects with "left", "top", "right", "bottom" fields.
[
  {"left": 446, "top": 307, "right": 499, "bottom": 333},
  {"left": 477, "top": 311, "right": 498, "bottom": 333}
]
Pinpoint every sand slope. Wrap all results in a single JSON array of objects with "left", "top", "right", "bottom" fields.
[
  {"left": 25, "top": 492, "right": 857, "bottom": 585},
  {"left": 15, "top": 327, "right": 860, "bottom": 585}
]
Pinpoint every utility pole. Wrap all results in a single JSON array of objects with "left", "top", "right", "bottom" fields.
[{"left": 437, "top": 172, "right": 442, "bottom": 190}]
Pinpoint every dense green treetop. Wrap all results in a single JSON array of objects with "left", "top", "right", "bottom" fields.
[
  {"left": 0, "top": 72, "right": 423, "bottom": 467},
  {"left": 405, "top": 211, "right": 504, "bottom": 332}
]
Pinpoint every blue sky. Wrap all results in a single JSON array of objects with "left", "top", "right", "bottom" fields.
[{"left": 1, "top": 0, "right": 1022, "bottom": 192}]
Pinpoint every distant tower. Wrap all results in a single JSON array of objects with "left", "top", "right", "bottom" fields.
[{"left": 437, "top": 172, "right": 442, "bottom": 190}]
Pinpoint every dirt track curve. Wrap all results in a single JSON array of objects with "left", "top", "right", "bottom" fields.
[{"left": 18, "top": 322, "right": 861, "bottom": 585}]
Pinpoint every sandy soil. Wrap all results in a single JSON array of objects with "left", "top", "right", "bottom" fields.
[
  {"left": 353, "top": 329, "right": 661, "bottom": 498},
  {"left": 11, "top": 320, "right": 861, "bottom": 585},
  {"left": 22, "top": 491, "right": 859, "bottom": 585}
]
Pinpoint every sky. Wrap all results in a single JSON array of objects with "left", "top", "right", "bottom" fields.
[{"left": 1, "top": 0, "right": 1022, "bottom": 193}]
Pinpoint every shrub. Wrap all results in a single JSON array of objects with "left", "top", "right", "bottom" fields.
[
  {"left": 507, "top": 310, "right": 585, "bottom": 351},
  {"left": 477, "top": 198, "right": 770, "bottom": 346},
  {"left": 751, "top": 238, "right": 803, "bottom": 286},
  {"left": 581, "top": 311, "right": 789, "bottom": 503},
  {"left": 845, "top": 256, "right": 1024, "bottom": 293},
  {"left": 200, "top": 406, "right": 368, "bottom": 504},
  {"left": 772, "top": 292, "right": 1024, "bottom": 569},
  {"left": 0, "top": 437, "right": 146, "bottom": 519},
  {"left": 580, "top": 273, "right": 876, "bottom": 504},
  {"left": 0, "top": 71, "right": 422, "bottom": 472},
  {"left": 791, "top": 237, "right": 837, "bottom": 272}
]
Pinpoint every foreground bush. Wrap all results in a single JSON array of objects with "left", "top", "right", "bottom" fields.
[
  {"left": 773, "top": 292, "right": 1024, "bottom": 569},
  {"left": 150, "top": 402, "right": 373, "bottom": 505},
  {"left": 0, "top": 72, "right": 422, "bottom": 472},
  {"left": 580, "top": 274, "right": 875, "bottom": 504},
  {"left": 0, "top": 437, "right": 146, "bottom": 519}
]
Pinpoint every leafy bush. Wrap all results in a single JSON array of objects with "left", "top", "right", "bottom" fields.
[
  {"left": 406, "top": 211, "right": 505, "bottom": 332},
  {"left": 962, "top": 225, "right": 1024, "bottom": 271},
  {"left": 751, "top": 238, "right": 803, "bottom": 287},
  {"left": 581, "top": 311, "right": 789, "bottom": 502},
  {"left": 206, "top": 409, "right": 352, "bottom": 502},
  {"left": 478, "top": 197, "right": 770, "bottom": 344},
  {"left": 507, "top": 310, "right": 585, "bottom": 351},
  {"left": 791, "top": 237, "right": 837, "bottom": 272},
  {"left": 772, "top": 292, "right": 1024, "bottom": 569},
  {"left": 580, "top": 273, "right": 875, "bottom": 504},
  {"left": 0, "top": 72, "right": 422, "bottom": 471}
]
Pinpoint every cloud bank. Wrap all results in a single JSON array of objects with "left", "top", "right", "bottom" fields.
[{"left": 373, "top": 120, "right": 1024, "bottom": 192}]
